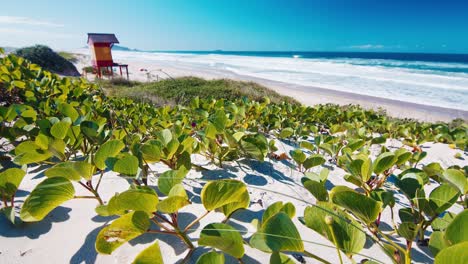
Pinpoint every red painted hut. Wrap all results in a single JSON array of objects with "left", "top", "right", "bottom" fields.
[{"left": 87, "top": 33, "right": 129, "bottom": 79}]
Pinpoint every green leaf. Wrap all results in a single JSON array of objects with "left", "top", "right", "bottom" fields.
[
  {"left": 199, "top": 223, "right": 245, "bottom": 258},
  {"left": 201, "top": 179, "right": 247, "bottom": 211},
  {"left": 157, "top": 184, "right": 190, "bottom": 213},
  {"left": 303, "top": 202, "right": 365, "bottom": 256},
  {"left": 397, "top": 222, "right": 418, "bottom": 241},
  {"left": 158, "top": 169, "right": 187, "bottom": 195},
  {"left": 397, "top": 173, "right": 424, "bottom": 199},
  {"left": 132, "top": 241, "right": 164, "bottom": 264},
  {"left": 432, "top": 212, "right": 456, "bottom": 231},
  {"left": 220, "top": 189, "right": 250, "bottom": 218},
  {"left": 106, "top": 187, "right": 158, "bottom": 216},
  {"left": 289, "top": 149, "right": 306, "bottom": 165},
  {"left": 96, "top": 211, "right": 150, "bottom": 254},
  {"left": 427, "top": 184, "right": 460, "bottom": 216},
  {"left": 443, "top": 169, "right": 467, "bottom": 194},
  {"left": 157, "top": 129, "right": 173, "bottom": 146},
  {"left": 140, "top": 142, "right": 161, "bottom": 162},
  {"left": 279, "top": 127, "right": 294, "bottom": 138},
  {"left": 270, "top": 251, "right": 295, "bottom": 264},
  {"left": 50, "top": 120, "right": 70, "bottom": 139},
  {"left": 196, "top": 251, "right": 225, "bottom": 264},
  {"left": 94, "top": 140, "right": 125, "bottom": 170},
  {"left": 113, "top": 154, "right": 139, "bottom": 176},
  {"left": 429, "top": 231, "right": 450, "bottom": 256},
  {"left": 445, "top": 209, "right": 468, "bottom": 245},
  {"left": 0, "top": 168, "right": 26, "bottom": 197},
  {"left": 303, "top": 154, "right": 325, "bottom": 170},
  {"left": 251, "top": 212, "right": 304, "bottom": 253},
  {"left": 434, "top": 242, "right": 468, "bottom": 264},
  {"left": 45, "top": 161, "right": 94, "bottom": 181},
  {"left": 330, "top": 186, "right": 382, "bottom": 224},
  {"left": 302, "top": 178, "right": 328, "bottom": 201},
  {"left": 20, "top": 177, "right": 75, "bottom": 222},
  {"left": 262, "top": 202, "right": 296, "bottom": 226},
  {"left": 14, "top": 141, "right": 52, "bottom": 165},
  {"left": 373, "top": 152, "right": 396, "bottom": 175}
]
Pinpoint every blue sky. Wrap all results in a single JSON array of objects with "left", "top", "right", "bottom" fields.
[{"left": 1, "top": 0, "right": 467, "bottom": 53}]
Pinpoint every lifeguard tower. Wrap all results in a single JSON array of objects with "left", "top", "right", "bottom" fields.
[{"left": 87, "top": 33, "right": 129, "bottom": 79}]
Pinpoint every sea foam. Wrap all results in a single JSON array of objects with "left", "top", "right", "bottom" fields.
[{"left": 112, "top": 51, "right": 468, "bottom": 111}]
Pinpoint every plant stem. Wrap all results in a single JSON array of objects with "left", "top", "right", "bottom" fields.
[
  {"left": 151, "top": 218, "right": 172, "bottom": 232},
  {"left": 327, "top": 224, "right": 343, "bottom": 264},
  {"left": 78, "top": 181, "right": 104, "bottom": 205},
  {"left": 146, "top": 229, "right": 177, "bottom": 235},
  {"left": 303, "top": 250, "right": 332, "bottom": 264},
  {"left": 183, "top": 210, "right": 210, "bottom": 232}
]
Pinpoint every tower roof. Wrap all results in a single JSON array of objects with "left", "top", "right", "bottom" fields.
[{"left": 87, "top": 33, "right": 119, "bottom": 44}]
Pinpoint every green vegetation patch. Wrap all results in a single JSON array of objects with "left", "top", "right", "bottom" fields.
[{"left": 103, "top": 77, "right": 298, "bottom": 105}]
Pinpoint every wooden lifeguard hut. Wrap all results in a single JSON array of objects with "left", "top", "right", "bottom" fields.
[{"left": 87, "top": 33, "right": 129, "bottom": 79}]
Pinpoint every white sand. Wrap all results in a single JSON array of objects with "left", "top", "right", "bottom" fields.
[
  {"left": 72, "top": 50, "right": 468, "bottom": 123},
  {"left": 0, "top": 139, "right": 466, "bottom": 264}
]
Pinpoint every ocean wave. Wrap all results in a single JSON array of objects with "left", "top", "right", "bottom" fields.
[{"left": 112, "top": 51, "right": 468, "bottom": 111}]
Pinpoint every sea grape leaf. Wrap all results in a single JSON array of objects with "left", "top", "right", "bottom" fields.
[
  {"left": 132, "top": 241, "right": 164, "bottom": 264},
  {"left": 303, "top": 154, "right": 325, "bottom": 170},
  {"left": 302, "top": 178, "right": 329, "bottom": 201},
  {"left": 429, "top": 231, "right": 450, "bottom": 256},
  {"left": 45, "top": 161, "right": 94, "bottom": 181},
  {"left": 289, "top": 149, "right": 306, "bottom": 165},
  {"left": 94, "top": 140, "right": 125, "bottom": 170},
  {"left": 279, "top": 127, "right": 294, "bottom": 139},
  {"left": 434, "top": 242, "right": 468, "bottom": 264},
  {"left": 431, "top": 212, "right": 456, "bottom": 231},
  {"left": 199, "top": 223, "right": 245, "bottom": 258},
  {"left": 50, "top": 120, "right": 70, "bottom": 140},
  {"left": 158, "top": 169, "right": 187, "bottom": 195},
  {"left": 201, "top": 179, "right": 247, "bottom": 211},
  {"left": 443, "top": 169, "right": 467, "bottom": 194},
  {"left": 397, "top": 222, "right": 418, "bottom": 241},
  {"left": 157, "top": 129, "right": 172, "bottom": 146},
  {"left": 250, "top": 212, "right": 304, "bottom": 253},
  {"left": 330, "top": 186, "right": 382, "bottom": 224},
  {"left": 427, "top": 184, "right": 460, "bottom": 216},
  {"left": 445, "top": 209, "right": 468, "bottom": 245},
  {"left": 96, "top": 211, "right": 150, "bottom": 254},
  {"left": 20, "top": 177, "right": 75, "bottom": 222},
  {"left": 140, "top": 142, "right": 161, "bottom": 162},
  {"left": 196, "top": 251, "right": 225, "bottom": 264},
  {"left": 112, "top": 154, "right": 139, "bottom": 176},
  {"left": 270, "top": 251, "right": 295, "bottom": 264},
  {"left": 14, "top": 141, "right": 52, "bottom": 165},
  {"left": 157, "top": 184, "right": 190, "bottom": 213},
  {"left": 220, "top": 189, "right": 250, "bottom": 218},
  {"left": 303, "top": 202, "right": 365, "bottom": 257},
  {"left": 261, "top": 202, "right": 296, "bottom": 226},
  {"left": 105, "top": 187, "right": 158, "bottom": 216},
  {"left": 373, "top": 152, "right": 396, "bottom": 175},
  {"left": 0, "top": 168, "right": 26, "bottom": 197}
]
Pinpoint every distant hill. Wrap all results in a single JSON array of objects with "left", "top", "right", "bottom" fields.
[
  {"left": 15, "top": 45, "right": 80, "bottom": 76},
  {"left": 112, "top": 45, "right": 140, "bottom": 52}
]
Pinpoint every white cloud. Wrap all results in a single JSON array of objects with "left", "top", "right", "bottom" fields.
[
  {"left": 349, "top": 44, "right": 385, "bottom": 50},
  {"left": 0, "top": 28, "right": 76, "bottom": 38},
  {"left": 0, "top": 16, "right": 63, "bottom": 27}
]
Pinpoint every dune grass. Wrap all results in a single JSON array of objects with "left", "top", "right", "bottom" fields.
[{"left": 101, "top": 77, "right": 298, "bottom": 106}]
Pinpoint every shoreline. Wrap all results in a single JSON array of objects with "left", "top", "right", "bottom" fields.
[{"left": 75, "top": 51, "right": 468, "bottom": 122}]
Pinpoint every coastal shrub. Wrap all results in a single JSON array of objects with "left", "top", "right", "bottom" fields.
[
  {"left": 14, "top": 45, "right": 80, "bottom": 76},
  {"left": 104, "top": 76, "right": 299, "bottom": 105},
  {"left": 0, "top": 49, "right": 467, "bottom": 263}
]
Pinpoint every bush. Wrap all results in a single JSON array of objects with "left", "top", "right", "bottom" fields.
[
  {"left": 15, "top": 45, "right": 80, "bottom": 76},
  {"left": 104, "top": 77, "right": 298, "bottom": 106}
]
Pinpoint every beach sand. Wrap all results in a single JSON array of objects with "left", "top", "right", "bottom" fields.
[
  {"left": 1, "top": 138, "right": 466, "bottom": 264},
  {"left": 74, "top": 50, "right": 468, "bottom": 123}
]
